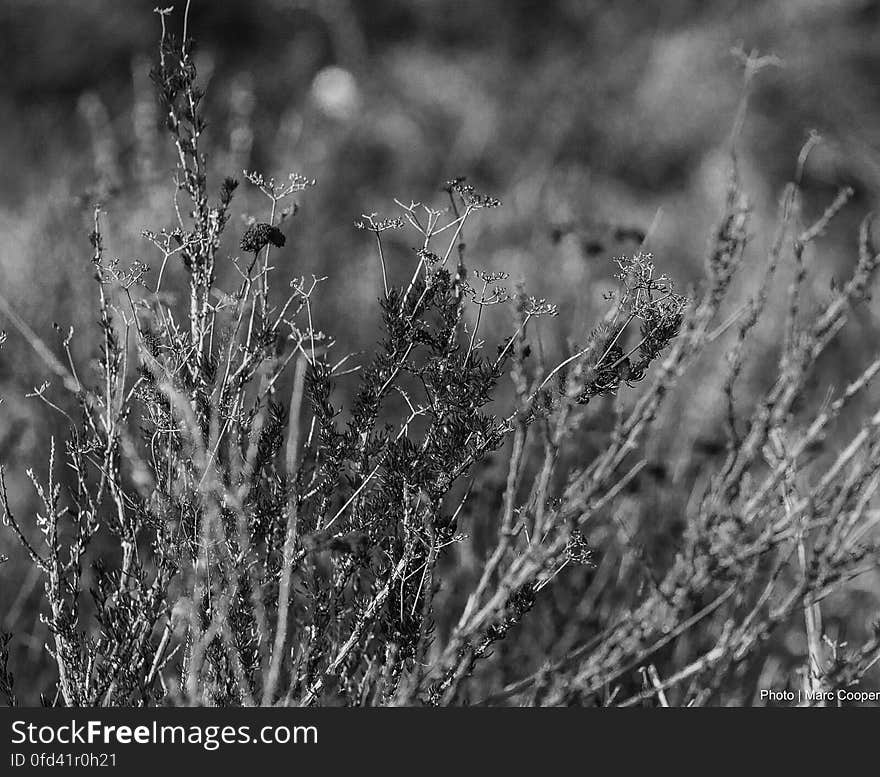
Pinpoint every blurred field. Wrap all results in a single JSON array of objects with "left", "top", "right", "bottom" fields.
[{"left": 3, "top": 0, "right": 880, "bottom": 703}]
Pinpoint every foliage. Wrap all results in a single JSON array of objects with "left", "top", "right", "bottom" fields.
[{"left": 2, "top": 10, "right": 880, "bottom": 707}]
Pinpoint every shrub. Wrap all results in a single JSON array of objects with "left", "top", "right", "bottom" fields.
[{"left": 1, "top": 10, "right": 879, "bottom": 707}]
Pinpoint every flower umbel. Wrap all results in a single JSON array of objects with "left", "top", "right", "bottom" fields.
[{"left": 240, "top": 222, "right": 286, "bottom": 253}]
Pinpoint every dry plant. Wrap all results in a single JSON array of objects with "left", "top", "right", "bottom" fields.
[{"left": 1, "top": 13, "right": 879, "bottom": 707}]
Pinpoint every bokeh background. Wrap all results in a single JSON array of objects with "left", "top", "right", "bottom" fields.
[{"left": 3, "top": 0, "right": 880, "bottom": 702}]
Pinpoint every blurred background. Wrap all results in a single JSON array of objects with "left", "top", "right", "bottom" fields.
[{"left": 3, "top": 0, "right": 880, "bottom": 702}]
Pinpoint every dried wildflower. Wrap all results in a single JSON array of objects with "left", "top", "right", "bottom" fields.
[
  {"left": 566, "top": 530, "right": 594, "bottom": 565},
  {"left": 13, "top": 13, "right": 879, "bottom": 715},
  {"left": 220, "top": 176, "right": 239, "bottom": 206},
  {"left": 244, "top": 170, "right": 316, "bottom": 199},
  {"left": 523, "top": 296, "right": 559, "bottom": 318},
  {"left": 240, "top": 222, "right": 286, "bottom": 253},
  {"left": 418, "top": 248, "right": 442, "bottom": 266},
  {"left": 486, "top": 584, "right": 537, "bottom": 641},
  {"left": 356, "top": 213, "right": 404, "bottom": 232},
  {"left": 473, "top": 270, "right": 510, "bottom": 283},
  {"left": 445, "top": 177, "right": 501, "bottom": 209}
]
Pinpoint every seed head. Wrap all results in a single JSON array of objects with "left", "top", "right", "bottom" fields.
[
  {"left": 240, "top": 222, "right": 286, "bottom": 253},
  {"left": 565, "top": 530, "right": 593, "bottom": 565}
]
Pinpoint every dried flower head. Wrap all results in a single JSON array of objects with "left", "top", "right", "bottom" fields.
[
  {"left": 445, "top": 177, "right": 501, "bottom": 209},
  {"left": 566, "top": 530, "right": 594, "bottom": 566},
  {"left": 356, "top": 213, "right": 404, "bottom": 232},
  {"left": 240, "top": 222, "right": 286, "bottom": 253}
]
